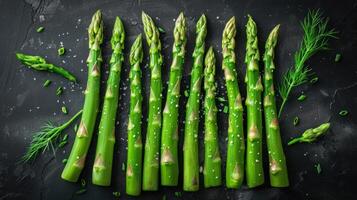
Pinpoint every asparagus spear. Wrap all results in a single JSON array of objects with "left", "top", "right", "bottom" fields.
[
  {"left": 61, "top": 10, "right": 103, "bottom": 182},
  {"left": 263, "top": 25, "right": 289, "bottom": 187},
  {"left": 245, "top": 15, "right": 264, "bottom": 188},
  {"left": 288, "top": 123, "right": 330, "bottom": 145},
  {"left": 92, "top": 17, "right": 124, "bottom": 186},
  {"left": 222, "top": 17, "right": 245, "bottom": 188},
  {"left": 142, "top": 12, "right": 163, "bottom": 191},
  {"left": 183, "top": 14, "right": 207, "bottom": 191},
  {"left": 16, "top": 53, "right": 77, "bottom": 82},
  {"left": 203, "top": 47, "right": 221, "bottom": 188},
  {"left": 160, "top": 12, "right": 187, "bottom": 186},
  {"left": 126, "top": 35, "right": 144, "bottom": 196}
]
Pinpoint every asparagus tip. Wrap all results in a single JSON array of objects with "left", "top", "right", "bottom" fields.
[
  {"left": 228, "top": 16, "right": 236, "bottom": 23},
  {"left": 141, "top": 11, "right": 149, "bottom": 21},
  {"left": 205, "top": 46, "right": 215, "bottom": 67},
  {"left": 178, "top": 12, "right": 184, "bottom": 19},
  {"left": 111, "top": 16, "right": 125, "bottom": 50},
  {"left": 88, "top": 10, "right": 104, "bottom": 49},
  {"left": 265, "top": 24, "right": 280, "bottom": 51},
  {"left": 196, "top": 14, "right": 207, "bottom": 35},
  {"left": 198, "top": 14, "right": 206, "bottom": 26},
  {"left": 175, "top": 12, "right": 186, "bottom": 26},
  {"left": 223, "top": 16, "right": 236, "bottom": 43},
  {"left": 129, "top": 34, "right": 143, "bottom": 65}
]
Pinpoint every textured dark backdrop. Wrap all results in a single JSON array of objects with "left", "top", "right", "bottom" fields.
[{"left": 0, "top": 0, "right": 357, "bottom": 199}]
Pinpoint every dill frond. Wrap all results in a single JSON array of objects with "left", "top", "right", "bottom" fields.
[
  {"left": 20, "top": 110, "right": 83, "bottom": 163},
  {"left": 278, "top": 9, "right": 337, "bottom": 117}
]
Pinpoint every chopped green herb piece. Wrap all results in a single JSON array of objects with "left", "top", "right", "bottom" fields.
[
  {"left": 158, "top": 27, "right": 165, "bottom": 33},
  {"left": 58, "top": 47, "right": 65, "bottom": 56},
  {"left": 74, "top": 123, "right": 78, "bottom": 132},
  {"left": 75, "top": 188, "right": 86, "bottom": 195},
  {"left": 62, "top": 134, "right": 68, "bottom": 141},
  {"left": 62, "top": 158, "right": 68, "bottom": 164},
  {"left": 61, "top": 106, "right": 68, "bottom": 114},
  {"left": 335, "top": 53, "right": 342, "bottom": 62},
  {"left": 81, "top": 178, "right": 86, "bottom": 187},
  {"left": 122, "top": 162, "right": 125, "bottom": 171},
  {"left": 174, "top": 191, "right": 182, "bottom": 197},
  {"left": 223, "top": 106, "right": 228, "bottom": 113},
  {"left": 293, "top": 116, "right": 299, "bottom": 126},
  {"left": 315, "top": 163, "right": 322, "bottom": 174},
  {"left": 217, "top": 97, "right": 226, "bottom": 102},
  {"left": 339, "top": 110, "right": 348, "bottom": 116},
  {"left": 58, "top": 140, "right": 67, "bottom": 148},
  {"left": 162, "top": 195, "right": 167, "bottom": 200},
  {"left": 297, "top": 94, "right": 307, "bottom": 101},
  {"left": 310, "top": 77, "right": 319, "bottom": 84},
  {"left": 184, "top": 90, "right": 189, "bottom": 97},
  {"left": 56, "top": 86, "right": 63, "bottom": 96},
  {"left": 43, "top": 80, "right": 51, "bottom": 87},
  {"left": 112, "top": 191, "right": 120, "bottom": 198},
  {"left": 36, "top": 27, "right": 44, "bottom": 33}
]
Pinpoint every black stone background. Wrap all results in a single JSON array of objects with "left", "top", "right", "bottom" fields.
[{"left": 0, "top": 0, "right": 357, "bottom": 199}]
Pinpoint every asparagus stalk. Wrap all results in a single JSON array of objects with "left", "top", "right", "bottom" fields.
[
  {"left": 263, "top": 25, "right": 289, "bottom": 187},
  {"left": 61, "top": 10, "right": 103, "bottom": 182},
  {"left": 126, "top": 35, "right": 144, "bottom": 196},
  {"left": 245, "top": 15, "right": 264, "bottom": 188},
  {"left": 222, "top": 17, "right": 245, "bottom": 188},
  {"left": 142, "top": 12, "right": 163, "bottom": 191},
  {"left": 92, "top": 17, "right": 124, "bottom": 186},
  {"left": 203, "top": 47, "right": 222, "bottom": 188},
  {"left": 288, "top": 123, "right": 330, "bottom": 145},
  {"left": 160, "top": 13, "right": 187, "bottom": 186},
  {"left": 15, "top": 53, "right": 77, "bottom": 82},
  {"left": 183, "top": 14, "right": 207, "bottom": 191}
]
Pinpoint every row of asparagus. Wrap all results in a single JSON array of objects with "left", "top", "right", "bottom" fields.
[{"left": 61, "top": 10, "right": 289, "bottom": 195}]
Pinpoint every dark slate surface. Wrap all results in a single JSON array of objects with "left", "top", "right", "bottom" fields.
[{"left": 0, "top": 0, "right": 357, "bottom": 199}]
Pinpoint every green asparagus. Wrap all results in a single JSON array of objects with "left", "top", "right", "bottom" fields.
[
  {"left": 263, "top": 25, "right": 289, "bottom": 187},
  {"left": 288, "top": 123, "right": 330, "bottom": 145},
  {"left": 16, "top": 53, "right": 76, "bottom": 82},
  {"left": 61, "top": 10, "right": 103, "bottom": 182},
  {"left": 222, "top": 17, "right": 245, "bottom": 188},
  {"left": 142, "top": 12, "right": 163, "bottom": 191},
  {"left": 161, "top": 12, "right": 187, "bottom": 186},
  {"left": 245, "top": 15, "right": 264, "bottom": 188},
  {"left": 203, "top": 47, "right": 221, "bottom": 188},
  {"left": 126, "top": 34, "right": 144, "bottom": 196},
  {"left": 183, "top": 14, "right": 207, "bottom": 191},
  {"left": 92, "top": 17, "right": 124, "bottom": 186}
]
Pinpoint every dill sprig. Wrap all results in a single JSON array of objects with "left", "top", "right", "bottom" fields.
[
  {"left": 20, "top": 110, "right": 83, "bottom": 163},
  {"left": 278, "top": 9, "right": 337, "bottom": 117}
]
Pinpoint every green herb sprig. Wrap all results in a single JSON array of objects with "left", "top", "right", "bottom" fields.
[
  {"left": 20, "top": 110, "right": 82, "bottom": 163},
  {"left": 278, "top": 10, "right": 337, "bottom": 117}
]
